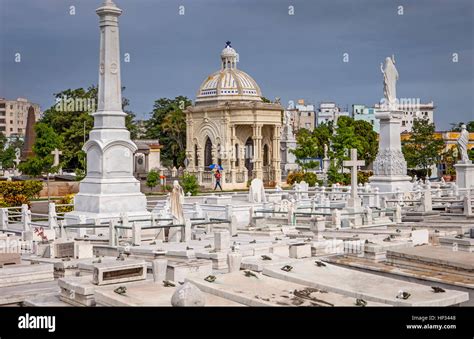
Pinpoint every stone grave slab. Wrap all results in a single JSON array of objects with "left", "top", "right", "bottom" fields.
[
  {"left": 289, "top": 243, "right": 312, "bottom": 258},
  {"left": 0, "top": 263, "right": 54, "bottom": 288},
  {"left": 0, "top": 280, "right": 59, "bottom": 305},
  {"left": 386, "top": 245, "right": 474, "bottom": 273},
  {"left": 270, "top": 243, "right": 290, "bottom": 257},
  {"left": 166, "top": 259, "right": 213, "bottom": 283},
  {"left": 362, "top": 241, "right": 413, "bottom": 262},
  {"left": 262, "top": 259, "right": 469, "bottom": 306},
  {"left": 439, "top": 236, "right": 474, "bottom": 252},
  {"left": 185, "top": 271, "right": 388, "bottom": 307},
  {"left": 411, "top": 229, "right": 429, "bottom": 246},
  {"left": 94, "top": 281, "right": 243, "bottom": 306},
  {"left": 241, "top": 254, "right": 298, "bottom": 272},
  {"left": 53, "top": 240, "right": 75, "bottom": 258},
  {"left": 92, "top": 259, "right": 147, "bottom": 286},
  {"left": 323, "top": 254, "right": 474, "bottom": 292},
  {"left": 311, "top": 239, "right": 344, "bottom": 256},
  {"left": 58, "top": 275, "right": 96, "bottom": 306},
  {"left": 0, "top": 253, "right": 21, "bottom": 267},
  {"left": 195, "top": 251, "right": 227, "bottom": 270},
  {"left": 23, "top": 293, "right": 71, "bottom": 307}
]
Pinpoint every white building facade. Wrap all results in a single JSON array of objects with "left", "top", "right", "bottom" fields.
[
  {"left": 317, "top": 102, "right": 350, "bottom": 126},
  {"left": 0, "top": 98, "right": 41, "bottom": 138}
]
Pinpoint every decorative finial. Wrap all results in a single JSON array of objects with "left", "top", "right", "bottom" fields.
[{"left": 225, "top": 41, "right": 232, "bottom": 48}]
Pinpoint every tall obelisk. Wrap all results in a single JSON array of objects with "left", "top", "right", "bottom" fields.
[{"left": 67, "top": 0, "right": 148, "bottom": 221}]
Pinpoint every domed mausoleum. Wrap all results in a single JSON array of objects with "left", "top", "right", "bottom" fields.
[{"left": 185, "top": 42, "right": 283, "bottom": 188}]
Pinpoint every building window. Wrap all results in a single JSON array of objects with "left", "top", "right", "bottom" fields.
[{"left": 402, "top": 121, "right": 406, "bottom": 126}]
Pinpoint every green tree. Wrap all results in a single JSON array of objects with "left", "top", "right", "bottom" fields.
[
  {"left": 0, "top": 134, "right": 24, "bottom": 169},
  {"left": 291, "top": 128, "right": 319, "bottom": 170},
  {"left": 19, "top": 123, "right": 62, "bottom": 177},
  {"left": 450, "top": 121, "right": 474, "bottom": 132},
  {"left": 330, "top": 117, "right": 378, "bottom": 168},
  {"left": 402, "top": 117, "right": 444, "bottom": 178},
  {"left": 41, "top": 86, "right": 138, "bottom": 171},
  {"left": 181, "top": 173, "right": 199, "bottom": 196},
  {"left": 146, "top": 169, "right": 159, "bottom": 192},
  {"left": 145, "top": 96, "right": 192, "bottom": 167},
  {"left": 291, "top": 123, "right": 333, "bottom": 170}
]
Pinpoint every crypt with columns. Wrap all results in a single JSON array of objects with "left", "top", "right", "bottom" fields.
[{"left": 185, "top": 42, "right": 283, "bottom": 189}]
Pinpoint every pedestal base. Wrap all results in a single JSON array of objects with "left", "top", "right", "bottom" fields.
[
  {"left": 369, "top": 175, "right": 413, "bottom": 193},
  {"left": 455, "top": 162, "right": 474, "bottom": 189}
]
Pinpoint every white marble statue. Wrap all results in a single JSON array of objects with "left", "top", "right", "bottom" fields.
[
  {"left": 248, "top": 178, "right": 267, "bottom": 203},
  {"left": 381, "top": 55, "right": 399, "bottom": 109},
  {"left": 457, "top": 124, "right": 470, "bottom": 163},
  {"left": 169, "top": 180, "right": 185, "bottom": 242},
  {"left": 284, "top": 110, "right": 292, "bottom": 126}
]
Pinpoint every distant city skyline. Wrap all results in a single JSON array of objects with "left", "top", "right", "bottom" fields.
[{"left": 0, "top": 0, "right": 473, "bottom": 130}]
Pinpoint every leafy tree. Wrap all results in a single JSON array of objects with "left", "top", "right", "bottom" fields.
[
  {"left": 0, "top": 134, "right": 23, "bottom": 169},
  {"left": 19, "top": 123, "right": 62, "bottom": 177},
  {"left": 291, "top": 122, "right": 334, "bottom": 170},
  {"left": 40, "top": 86, "right": 138, "bottom": 171},
  {"left": 181, "top": 173, "right": 199, "bottom": 196},
  {"left": 291, "top": 129, "right": 319, "bottom": 170},
  {"left": 402, "top": 117, "right": 444, "bottom": 178},
  {"left": 145, "top": 96, "right": 192, "bottom": 167},
  {"left": 469, "top": 148, "right": 474, "bottom": 161},
  {"left": 330, "top": 117, "right": 378, "bottom": 169},
  {"left": 450, "top": 121, "right": 474, "bottom": 132},
  {"left": 146, "top": 169, "right": 159, "bottom": 192}
]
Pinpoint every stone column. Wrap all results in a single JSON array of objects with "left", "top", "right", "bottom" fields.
[
  {"left": 253, "top": 124, "right": 263, "bottom": 179},
  {"left": 230, "top": 125, "right": 236, "bottom": 184},
  {"left": 272, "top": 125, "right": 282, "bottom": 184}
]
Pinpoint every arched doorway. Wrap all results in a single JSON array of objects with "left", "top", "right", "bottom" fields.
[
  {"left": 245, "top": 137, "right": 253, "bottom": 178},
  {"left": 204, "top": 137, "right": 213, "bottom": 168},
  {"left": 263, "top": 144, "right": 269, "bottom": 166},
  {"left": 263, "top": 143, "right": 271, "bottom": 183}
]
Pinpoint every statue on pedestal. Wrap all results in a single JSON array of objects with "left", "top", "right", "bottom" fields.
[
  {"left": 380, "top": 55, "right": 399, "bottom": 110},
  {"left": 169, "top": 180, "right": 185, "bottom": 242},
  {"left": 457, "top": 124, "right": 470, "bottom": 163}
]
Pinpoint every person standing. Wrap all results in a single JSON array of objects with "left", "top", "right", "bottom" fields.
[{"left": 214, "top": 169, "right": 223, "bottom": 191}]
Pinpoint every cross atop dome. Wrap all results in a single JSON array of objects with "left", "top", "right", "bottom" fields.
[{"left": 225, "top": 41, "right": 232, "bottom": 48}]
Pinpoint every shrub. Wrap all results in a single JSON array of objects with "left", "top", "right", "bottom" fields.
[
  {"left": 357, "top": 171, "right": 373, "bottom": 185},
  {"left": 0, "top": 180, "right": 43, "bottom": 207},
  {"left": 286, "top": 171, "right": 305, "bottom": 185},
  {"left": 287, "top": 171, "right": 321, "bottom": 187},
  {"left": 181, "top": 173, "right": 199, "bottom": 196},
  {"left": 56, "top": 194, "right": 74, "bottom": 213},
  {"left": 303, "top": 172, "right": 318, "bottom": 187},
  {"left": 146, "top": 170, "right": 159, "bottom": 191}
]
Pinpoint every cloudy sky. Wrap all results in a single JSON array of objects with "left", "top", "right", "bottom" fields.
[{"left": 0, "top": 0, "right": 473, "bottom": 130}]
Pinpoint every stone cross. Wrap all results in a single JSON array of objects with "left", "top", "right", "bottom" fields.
[
  {"left": 343, "top": 148, "right": 365, "bottom": 208},
  {"left": 51, "top": 148, "right": 62, "bottom": 167}
]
